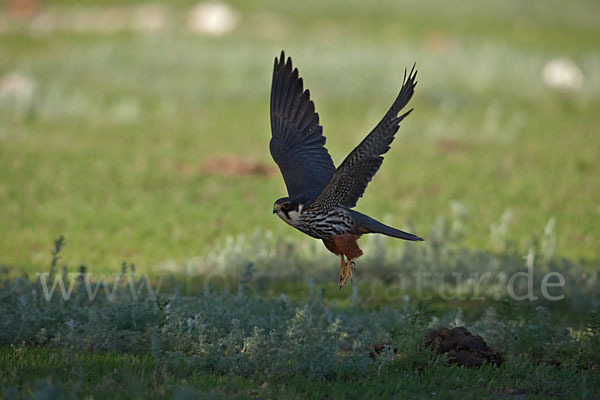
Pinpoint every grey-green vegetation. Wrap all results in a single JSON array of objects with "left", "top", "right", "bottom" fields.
[
  {"left": 1, "top": 0, "right": 599, "bottom": 398},
  {"left": 1, "top": 0, "right": 599, "bottom": 270},
  {"left": 1, "top": 239, "right": 600, "bottom": 398}
]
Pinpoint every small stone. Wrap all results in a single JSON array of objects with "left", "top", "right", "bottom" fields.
[
  {"left": 187, "top": 2, "right": 239, "bottom": 36},
  {"left": 542, "top": 58, "right": 584, "bottom": 91}
]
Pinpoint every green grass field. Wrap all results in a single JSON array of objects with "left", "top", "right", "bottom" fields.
[
  {"left": 1, "top": 0, "right": 599, "bottom": 271},
  {"left": 1, "top": 0, "right": 600, "bottom": 398}
]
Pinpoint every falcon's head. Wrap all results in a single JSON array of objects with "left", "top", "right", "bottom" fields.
[{"left": 273, "top": 197, "right": 303, "bottom": 226}]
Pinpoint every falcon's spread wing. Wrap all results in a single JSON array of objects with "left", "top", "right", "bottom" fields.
[
  {"left": 270, "top": 51, "right": 336, "bottom": 202},
  {"left": 313, "top": 65, "right": 417, "bottom": 210}
]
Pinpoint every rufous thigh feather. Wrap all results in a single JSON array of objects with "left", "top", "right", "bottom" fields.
[
  {"left": 322, "top": 239, "right": 340, "bottom": 256},
  {"left": 332, "top": 233, "right": 364, "bottom": 260}
]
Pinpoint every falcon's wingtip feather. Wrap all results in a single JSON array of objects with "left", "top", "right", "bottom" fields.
[
  {"left": 276, "top": 50, "right": 286, "bottom": 64},
  {"left": 403, "top": 63, "right": 418, "bottom": 87}
]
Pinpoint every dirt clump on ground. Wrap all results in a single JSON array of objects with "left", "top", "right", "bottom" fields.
[
  {"left": 197, "top": 155, "right": 277, "bottom": 177},
  {"left": 425, "top": 326, "right": 503, "bottom": 367}
]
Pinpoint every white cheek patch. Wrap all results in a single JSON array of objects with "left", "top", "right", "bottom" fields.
[
  {"left": 286, "top": 210, "right": 300, "bottom": 223},
  {"left": 277, "top": 204, "right": 303, "bottom": 226}
]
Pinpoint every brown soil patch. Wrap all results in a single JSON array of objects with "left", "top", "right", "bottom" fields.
[
  {"left": 425, "top": 326, "right": 504, "bottom": 367},
  {"left": 199, "top": 155, "right": 277, "bottom": 177}
]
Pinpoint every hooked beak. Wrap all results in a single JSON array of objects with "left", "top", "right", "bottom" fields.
[{"left": 273, "top": 205, "right": 279, "bottom": 214}]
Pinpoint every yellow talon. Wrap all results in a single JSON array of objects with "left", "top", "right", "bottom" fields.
[{"left": 338, "top": 258, "right": 355, "bottom": 288}]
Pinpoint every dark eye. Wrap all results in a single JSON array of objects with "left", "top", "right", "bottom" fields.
[{"left": 282, "top": 202, "right": 290, "bottom": 210}]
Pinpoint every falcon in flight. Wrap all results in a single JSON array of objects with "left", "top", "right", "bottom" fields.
[{"left": 270, "top": 51, "right": 423, "bottom": 288}]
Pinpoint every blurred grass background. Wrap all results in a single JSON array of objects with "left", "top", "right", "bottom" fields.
[{"left": 1, "top": 0, "right": 599, "bottom": 273}]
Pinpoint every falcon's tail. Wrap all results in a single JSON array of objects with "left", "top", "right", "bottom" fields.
[{"left": 350, "top": 210, "right": 423, "bottom": 241}]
